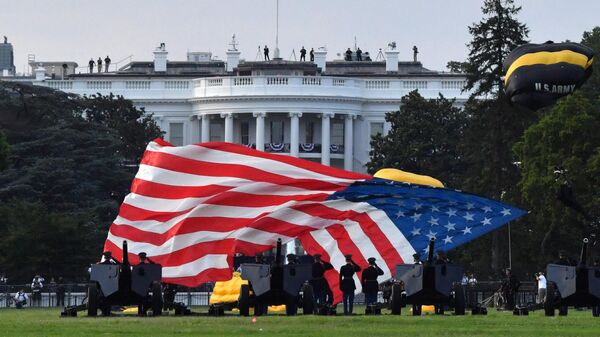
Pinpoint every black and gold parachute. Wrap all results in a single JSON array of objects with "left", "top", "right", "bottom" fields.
[{"left": 503, "top": 42, "right": 594, "bottom": 110}]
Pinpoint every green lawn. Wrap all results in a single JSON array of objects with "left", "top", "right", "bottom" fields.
[{"left": 0, "top": 307, "right": 598, "bottom": 337}]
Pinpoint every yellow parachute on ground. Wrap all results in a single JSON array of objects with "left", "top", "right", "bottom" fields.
[
  {"left": 209, "top": 272, "right": 248, "bottom": 305},
  {"left": 374, "top": 168, "right": 444, "bottom": 188},
  {"left": 209, "top": 272, "right": 286, "bottom": 312},
  {"left": 503, "top": 41, "right": 594, "bottom": 110}
]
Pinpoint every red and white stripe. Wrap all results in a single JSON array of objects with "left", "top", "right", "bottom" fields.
[{"left": 104, "top": 139, "right": 415, "bottom": 303}]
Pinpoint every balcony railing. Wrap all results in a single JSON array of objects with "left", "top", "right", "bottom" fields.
[{"left": 36, "top": 75, "right": 471, "bottom": 101}]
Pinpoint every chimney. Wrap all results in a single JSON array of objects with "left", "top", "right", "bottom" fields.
[
  {"left": 153, "top": 43, "right": 168, "bottom": 72},
  {"left": 314, "top": 47, "right": 327, "bottom": 73},
  {"left": 385, "top": 44, "right": 399, "bottom": 73},
  {"left": 226, "top": 35, "right": 241, "bottom": 72},
  {"left": 34, "top": 64, "right": 46, "bottom": 81}
]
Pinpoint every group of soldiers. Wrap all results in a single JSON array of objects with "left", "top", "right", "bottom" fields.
[
  {"left": 262, "top": 45, "right": 315, "bottom": 62},
  {"left": 261, "top": 252, "right": 383, "bottom": 315},
  {"left": 88, "top": 56, "right": 111, "bottom": 73}
]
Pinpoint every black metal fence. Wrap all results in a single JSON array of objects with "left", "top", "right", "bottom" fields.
[{"left": 0, "top": 281, "right": 539, "bottom": 309}]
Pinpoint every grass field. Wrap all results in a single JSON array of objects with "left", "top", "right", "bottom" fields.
[{"left": 0, "top": 307, "right": 598, "bottom": 337}]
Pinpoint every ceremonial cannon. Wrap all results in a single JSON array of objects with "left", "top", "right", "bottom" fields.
[
  {"left": 389, "top": 238, "right": 466, "bottom": 316},
  {"left": 545, "top": 238, "right": 600, "bottom": 317},
  {"left": 238, "top": 239, "right": 314, "bottom": 316},
  {"left": 62, "top": 241, "right": 163, "bottom": 317}
]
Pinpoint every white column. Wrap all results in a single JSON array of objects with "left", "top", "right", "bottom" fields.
[
  {"left": 201, "top": 114, "right": 210, "bottom": 142},
  {"left": 253, "top": 112, "right": 266, "bottom": 151},
  {"left": 289, "top": 112, "right": 302, "bottom": 157},
  {"left": 344, "top": 114, "right": 355, "bottom": 171},
  {"left": 221, "top": 112, "right": 233, "bottom": 143},
  {"left": 321, "top": 112, "right": 334, "bottom": 165}
]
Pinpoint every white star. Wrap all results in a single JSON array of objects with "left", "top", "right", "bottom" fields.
[
  {"left": 482, "top": 206, "right": 493, "bottom": 213},
  {"left": 410, "top": 227, "right": 421, "bottom": 236},
  {"left": 395, "top": 210, "right": 405, "bottom": 218},
  {"left": 426, "top": 230, "right": 438, "bottom": 240},
  {"left": 501, "top": 208, "right": 512, "bottom": 216},
  {"left": 443, "top": 235, "right": 454, "bottom": 244},
  {"left": 411, "top": 213, "right": 422, "bottom": 222},
  {"left": 423, "top": 246, "right": 430, "bottom": 254},
  {"left": 462, "top": 226, "right": 472, "bottom": 235},
  {"left": 431, "top": 205, "right": 440, "bottom": 212},
  {"left": 463, "top": 212, "right": 474, "bottom": 221},
  {"left": 414, "top": 203, "right": 423, "bottom": 210},
  {"left": 445, "top": 222, "right": 456, "bottom": 231},
  {"left": 446, "top": 208, "right": 457, "bottom": 217},
  {"left": 481, "top": 217, "right": 492, "bottom": 226},
  {"left": 448, "top": 201, "right": 458, "bottom": 206},
  {"left": 466, "top": 202, "right": 475, "bottom": 210},
  {"left": 428, "top": 217, "right": 439, "bottom": 226}
]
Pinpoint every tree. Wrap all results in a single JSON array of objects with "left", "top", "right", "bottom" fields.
[
  {"left": 81, "top": 93, "right": 163, "bottom": 163},
  {"left": 514, "top": 92, "right": 600, "bottom": 265},
  {"left": 0, "top": 82, "right": 162, "bottom": 282},
  {"left": 453, "top": 0, "right": 532, "bottom": 277},
  {"left": 367, "top": 91, "right": 467, "bottom": 188},
  {"left": 463, "top": 0, "right": 529, "bottom": 97},
  {"left": 513, "top": 27, "right": 600, "bottom": 267}
]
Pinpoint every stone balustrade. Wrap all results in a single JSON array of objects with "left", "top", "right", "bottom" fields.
[{"left": 37, "top": 75, "right": 470, "bottom": 101}]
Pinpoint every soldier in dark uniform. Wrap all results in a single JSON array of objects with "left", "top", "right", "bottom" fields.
[
  {"left": 593, "top": 259, "right": 600, "bottom": 317},
  {"left": 356, "top": 47, "right": 362, "bottom": 61},
  {"left": 100, "top": 251, "right": 117, "bottom": 264},
  {"left": 501, "top": 268, "right": 520, "bottom": 310},
  {"left": 300, "top": 46, "right": 307, "bottom": 61},
  {"left": 311, "top": 254, "right": 333, "bottom": 306},
  {"left": 286, "top": 254, "right": 298, "bottom": 265},
  {"left": 361, "top": 257, "right": 384, "bottom": 306},
  {"left": 433, "top": 251, "right": 449, "bottom": 314},
  {"left": 412, "top": 253, "right": 423, "bottom": 315},
  {"left": 345, "top": 48, "right": 352, "bottom": 61},
  {"left": 138, "top": 252, "right": 155, "bottom": 264},
  {"left": 339, "top": 254, "right": 361, "bottom": 315}
]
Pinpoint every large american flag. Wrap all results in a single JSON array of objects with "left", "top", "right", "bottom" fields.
[{"left": 104, "top": 139, "right": 526, "bottom": 303}]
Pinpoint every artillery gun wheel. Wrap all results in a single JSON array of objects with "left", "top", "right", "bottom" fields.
[
  {"left": 87, "top": 284, "right": 98, "bottom": 317},
  {"left": 390, "top": 284, "right": 402, "bottom": 315},
  {"left": 151, "top": 282, "right": 163, "bottom": 316},
  {"left": 544, "top": 283, "right": 556, "bottom": 316},
  {"left": 301, "top": 284, "right": 315, "bottom": 315},
  {"left": 239, "top": 284, "right": 250, "bottom": 316},
  {"left": 454, "top": 285, "right": 466, "bottom": 315}
]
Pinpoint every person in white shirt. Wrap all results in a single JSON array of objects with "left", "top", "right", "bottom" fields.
[
  {"left": 468, "top": 274, "right": 478, "bottom": 286},
  {"left": 14, "top": 289, "right": 28, "bottom": 309},
  {"left": 536, "top": 272, "right": 547, "bottom": 303},
  {"left": 31, "top": 275, "right": 45, "bottom": 307}
]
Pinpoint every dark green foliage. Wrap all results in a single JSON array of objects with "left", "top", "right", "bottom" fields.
[
  {"left": 463, "top": 0, "right": 529, "bottom": 97},
  {"left": 0, "top": 82, "right": 162, "bottom": 282},
  {"left": 514, "top": 93, "right": 600, "bottom": 264},
  {"left": 0, "top": 131, "right": 8, "bottom": 171},
  {"left": 81, "top": 93, "right": 163, "bottom": 163},
  {"left": 367, "top": 91, "right": 467, "bottom": 188}
]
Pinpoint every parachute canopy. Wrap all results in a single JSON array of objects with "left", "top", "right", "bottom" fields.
[
  {"left": 373, "top": 168, "right": 444, "bottom": 188},
  {"left": 503, "top": 42, "right": 594, "bottom": 110}
]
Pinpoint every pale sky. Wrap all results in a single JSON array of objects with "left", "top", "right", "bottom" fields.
[{"left": 1, "top": 0, "right": 599, "bottom": 74}]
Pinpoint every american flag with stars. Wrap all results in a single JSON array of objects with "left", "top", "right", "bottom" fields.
[{"left": 104, "top": 139, "right": 526, "bottom": 303}]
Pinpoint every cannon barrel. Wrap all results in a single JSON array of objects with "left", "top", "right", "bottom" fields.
[
  {"left": 122, "top": 240, "right": 130, "bottom": 267},
  {"left": 427, "top": 238, "right": 435, "bottom": 264},
  {"left": 274, "top": 238, "right": 282, "bottom": 266},
  {"left": 579, "top": 238, "right": 589, "bottom": 268}
]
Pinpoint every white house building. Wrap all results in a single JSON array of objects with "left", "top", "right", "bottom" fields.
[{"left": 33, "top": 40, "right": 470, "bottom": 174}]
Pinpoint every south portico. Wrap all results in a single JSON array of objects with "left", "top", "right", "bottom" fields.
[{"left": 191, "top": 109, "right": 358, "bottom": 171}]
